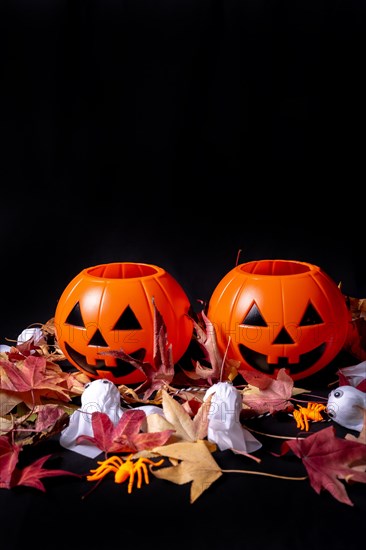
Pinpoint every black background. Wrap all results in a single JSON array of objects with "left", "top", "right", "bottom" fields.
[
  {"left": 1, "top": 3, "right": 366, "bottom": 548},
  {"left": 1, "top": 0, "right": 365, "bottom": 343}
]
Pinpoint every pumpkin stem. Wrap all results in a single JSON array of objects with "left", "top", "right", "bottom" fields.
[{"left": 235, "top": 248, "right": 242, "bottom": 266}]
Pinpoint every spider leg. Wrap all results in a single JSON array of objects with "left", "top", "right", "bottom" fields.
[
  {"left": 127, "top": 467, "right": 135, "bottom": 494},
  {"left": 87, "top": 465, "right": 117, "bottom": 481},
  {"left": 294, "top": 410, "right": 305, "bottom": 431},
  {"left": 140, "top": 462, "right": 150, "bottom": 487}
]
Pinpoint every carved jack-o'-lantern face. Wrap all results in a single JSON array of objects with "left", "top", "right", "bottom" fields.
[
  {"left": 207, "top": 260, "right": 351, "bottom": 381},
  {"left": 54, "top": 262, "right": 193, "bottom": 385}
]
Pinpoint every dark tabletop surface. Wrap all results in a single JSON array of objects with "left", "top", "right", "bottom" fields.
[{"left": 1, "top": 352, "right": 365, "bottom": 550}]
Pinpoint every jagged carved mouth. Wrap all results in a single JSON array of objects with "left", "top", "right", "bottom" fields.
[
  {"left": 65, "top": 342, "right": 146, "bottom": 378},
  {"left": 238, "top": 343, "right": 326, "bottom": 375}
]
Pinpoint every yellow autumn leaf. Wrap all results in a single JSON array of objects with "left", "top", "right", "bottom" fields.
[{"left": 151, "top": 439, "right": 222, "bottom": 503}]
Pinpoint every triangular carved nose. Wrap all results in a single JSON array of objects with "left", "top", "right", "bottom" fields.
[
  {"left": 272, "top": 327, "right": 294, "bottom": 344},
  {"left": 88, "top": 329, "right": 108, "bottom": 347}
]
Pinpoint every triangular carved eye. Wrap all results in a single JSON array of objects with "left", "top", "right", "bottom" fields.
[
  {"left": 242, "top": 303, "right": 267, "bottom": 327},
  {"left": 88, "top": 329, "right": 108, "bottom": 347},
  {"left": 65, "top": 302, "right": 85, "bottom": 327},
  {"left": 113, "top": 305, "right": 142, "bottom": 330},
  {"left": 299, "top": 302, "right": 323, "bottom": 326}
]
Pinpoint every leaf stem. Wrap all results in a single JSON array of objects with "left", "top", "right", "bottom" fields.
[
  {"left": 222, "top": 469, "right": 307, "bottom": 481},
  {"left": 242, "top": 425, "right": 306, "bottom": 440}
]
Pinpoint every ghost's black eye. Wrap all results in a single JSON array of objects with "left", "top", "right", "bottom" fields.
[
  {"left": 103, "top": 379, "right": 110, "bottom": 384},
  {"left": 334, "top": 390, "right": 344, "bottom": 398},
  {"left": 85, "top": 382, "right": 90, "bottom": 389}
]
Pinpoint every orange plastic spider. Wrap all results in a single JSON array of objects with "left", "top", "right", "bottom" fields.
[
  {"left": 87, "top": 454, "right": 164, "bottom": 493},
  {"left": 293, "top": 402, "right": 327, "bottom": 432}
]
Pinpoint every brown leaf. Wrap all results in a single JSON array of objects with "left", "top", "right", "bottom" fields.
[
  {"left": 191, "top": 310, "right": 239, "bottom": 383},
  {"left": 0, "top": 391, "right": 23, "bottom": 416},
  {"left": 118, "top": 384, "right": 164, "bottom": 407},
  {"left": 151, "top": 439, "right": 222, "bottom": 503},
  {"left": 192, "top": 393, "right": 212, "bottom": 441},
  {"left": 345, "top": 296, "right": 366, "bottom": 320}
]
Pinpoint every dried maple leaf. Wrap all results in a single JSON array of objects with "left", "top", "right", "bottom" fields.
[
  {"left": 280, "top": 426, "right": 366, "bottom": 506},
  {"left": 0, "top": 352, "right": 87, "bottom": 406},
  {"left": 0, "top": 434, "right": 79, "bottom": 491},
  {"left": 241, "top": 368, "right": 297, "bottom": 415},
  {"left": 118, "top": 384, "right": 164, "bottom": 406},
  {"left": 76, "top": 408, "right": 174, "bottom": 454},
  {"left": 150, "top": 389, "right": 210, "bottom": 442},
  {"left": 345, "top": 296, "right": 366, "bottom": 321},
  {"left": 151, "top": 439, "right": 223, "bottom": 503},
  {"left": 105, "top": 300, "right": 175, "bottom": 400},
  {"left": 184, "top": 309, "right": 239, "bottom": 385}
]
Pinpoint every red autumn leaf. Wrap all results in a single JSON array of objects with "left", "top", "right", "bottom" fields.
[
  {"left": 0, "top": 434, "right": 79, "bottom": 491},
  {"left": 0, "top": 354, "right": 71, "bottom": 402},
  {"left": 280, "top": 426, "right": 366, "bottom": 506},
  {"left": 11, "top": 454, "right": 80, "bottom": 492},
  {"left": 241, "top": 368, "right": 294, "bottom": 414},
  {"left": 34, "top": 404, "right": 69, "bottom": 432},
  {"left": 77, "top": 408, "right": 174, "bottom": 454},
  {"left": 0, "top": 435, "right": 21, "bottom": 489}
]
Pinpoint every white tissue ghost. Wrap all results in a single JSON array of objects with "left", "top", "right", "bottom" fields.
[
  {"left": 203, "top": 382, "right": 262, "bottom": 454},
  {"left": 17, "top": 327, "right": 45, "bottom": 345},
  {"left": 59, "top": 378, "right": 165, "bottom": 458},
  {"left": 0, "top": 326, "right": 45, "bottom": 354},
  {"left": 326, "top": 385, "right": 366, "bottom": 432},
  {"left": 59, "top": 378, "right": 125, "bottom": 458}
]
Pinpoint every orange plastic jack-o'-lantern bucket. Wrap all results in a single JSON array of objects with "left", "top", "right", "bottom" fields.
[
  {"left": 54, "top": 262, "right": 193, "bottom": 385},
  {"left": 207, "top": 259, "right": 351, "bottom": 381}
]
